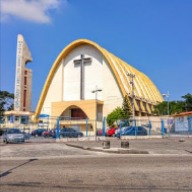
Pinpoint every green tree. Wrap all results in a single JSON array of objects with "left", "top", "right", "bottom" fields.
[
  {"left": 152, "top": 101, "right": 167, "bottom": 115},
  {"left": 182, "top": 93, "right": 192, "bottom": 111},
  {"left": 152, "top": 93, "right": 192, "bottom": 115},
  {"left": 0, "top": 91, "right": 14, "bottom": 116},
  {"left": 107, "top": 95, "right": 132, "bottom": 126},
  {"left": 122, "top": 94, "right": 132, "bottom": 119},
  {"left": 170, "top": 101, "right": 185, "bottom": 114},
  {"left": 106, "top": 107, "right": 127, "bottom": 127}
]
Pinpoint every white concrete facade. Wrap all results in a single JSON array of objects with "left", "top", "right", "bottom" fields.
[
  {"left": 34, "top": 38, "right": 164, "bottom": 126},
  {"left": 41, "top": 45, "right": 123, "bottom": 117},
  {"left": 14, "top": 34, "right": 32, "bottom": 112}
]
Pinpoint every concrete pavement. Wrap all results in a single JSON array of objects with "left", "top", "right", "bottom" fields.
[
  {"left": 0, "top": 137, "right": 192, "bottom": 160},
  {"left": 65, "top": 137, "right": 192, "bottom": 155}
]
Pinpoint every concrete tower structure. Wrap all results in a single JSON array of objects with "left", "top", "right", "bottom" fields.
[
  {"left": 4, "top": 34, "right": 33, "bottom": 128},
  {"left": 14, "top": 34, "right": 32, "bottom": 112}
]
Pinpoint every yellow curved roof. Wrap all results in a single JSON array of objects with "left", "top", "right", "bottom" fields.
[{"left": 34, "top": 39, "right": 163, "bottom": 119}]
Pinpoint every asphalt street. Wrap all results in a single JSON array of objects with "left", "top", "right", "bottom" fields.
[{"left": 0, "top": 137, "right": 192, "bottom": 192}]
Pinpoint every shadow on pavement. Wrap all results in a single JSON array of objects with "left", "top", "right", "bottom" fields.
[{"left": 0, "top": 158, "right": 38, "bottom": 178}]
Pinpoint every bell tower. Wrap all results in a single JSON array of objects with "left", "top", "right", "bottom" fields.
[{"left": 14, "top": 34, "right": 32, "bottom": 112}]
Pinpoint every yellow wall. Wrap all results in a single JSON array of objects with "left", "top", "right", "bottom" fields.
[{"left": 51, "top": 99, "right": 103, "bottom": 120}]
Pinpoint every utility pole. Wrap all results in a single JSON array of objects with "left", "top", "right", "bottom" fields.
[
  {"left": 92, "top": 86, "right": 102, "bottom": 136},
  {"left": 127, "top": 73, "right": 135, "bottom": 126}
]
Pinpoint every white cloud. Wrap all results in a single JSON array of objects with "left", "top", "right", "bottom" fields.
[{"left": 1, "top": 0, "right": 68, "bottom": 23}]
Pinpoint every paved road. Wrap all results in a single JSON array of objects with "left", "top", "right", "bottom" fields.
[
  {"left": 0, "top": 138, "right": 192, "bottom": 192},
  {"left": 1, "top": 154, "right": 192, "bottom": 192}
]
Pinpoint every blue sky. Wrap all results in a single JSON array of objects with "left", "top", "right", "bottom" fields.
[{"left": 0, "top": 0, "right": 192, "bottom": 111}]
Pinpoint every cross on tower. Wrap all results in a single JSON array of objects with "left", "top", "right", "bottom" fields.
[{"left": 74, "top": 54, "right": 92, "bottom": 100}]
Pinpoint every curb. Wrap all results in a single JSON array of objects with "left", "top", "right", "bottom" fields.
[{"left": 66, "top": 143, "right": 149, "bottom": 154}]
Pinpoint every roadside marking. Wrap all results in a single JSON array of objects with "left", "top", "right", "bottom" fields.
[{"left": 0, "top": 153, "right": 192, "bottom": 161}]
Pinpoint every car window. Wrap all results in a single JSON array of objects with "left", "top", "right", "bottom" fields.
[
  {"left": 69, "top": 129, "right": 76, "bottom": 132},
  {"left": 138, "top": 127, "right": 144, "bottom": 131},
  {"left": 7, "top": 129, "right": 22, "bottom": 134}
]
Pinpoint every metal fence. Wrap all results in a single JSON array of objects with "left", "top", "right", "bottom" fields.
[{"left": 0, "top": 115, "right": 192, "bottom": 138}]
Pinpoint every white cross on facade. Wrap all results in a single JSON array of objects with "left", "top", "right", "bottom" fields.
[{"left": 74, "top": 54, "right": 92, "bottom": 100}]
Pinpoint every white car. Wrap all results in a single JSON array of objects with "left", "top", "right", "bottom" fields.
[
  {"left": 3, "top": 128, "right": 25, "bottom": 144},
  {"left": 115, "top": 126, "right": 128, "bottom": 135}
]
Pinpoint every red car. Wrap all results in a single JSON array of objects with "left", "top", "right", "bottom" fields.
[
  {"left": 42, "top": 130, "right": 50, "bottom": 137},
  {"left": 42, "top": 129, "right": 55, "bottom": 137},
  {"left": 107, "top": 127, "right": 116, "bottom": 137}
]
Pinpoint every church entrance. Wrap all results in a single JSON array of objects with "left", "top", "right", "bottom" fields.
[
  {"left": 59, "top": 107, "right": 92, "bottom": 134},
  {"left": 71, "top": 108, "right": 87, "bottom": 119}
]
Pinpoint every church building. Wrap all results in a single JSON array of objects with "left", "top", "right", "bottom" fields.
[{"left": 33, "top": 39, "right": 163, "bottom": 133}]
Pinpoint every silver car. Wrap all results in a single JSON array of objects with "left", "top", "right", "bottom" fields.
[{"left": 3, "top": 128, "right": 25, "bottom": 144}]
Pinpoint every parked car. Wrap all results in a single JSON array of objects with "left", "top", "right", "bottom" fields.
[
  {"left": 0, "top": 128, "right": 6, "bottom": 136},
  {"left": 115, "top": 126, "right": 128, "bottom": 136},
  {"left": 116, "top": 126, "right": 147, "bottom": 138},
  {"left": 106, "top": 127, "right": 116, "bottom": 137},
  {"left": 42, "top": 130, "right": 50, "bottom": 137},
  {"left": 22, "top": 128, "right": 31, "bottom": 139},
  {"left": 42, "top": 129, "right": 56, "bottom": 137},
  {"left": 22, "top": 131, "right": 31, "bottom": 139},
  {"left": 3, "top": 128, "right": 25, "bottom": 144},
  {"left": 31, "top": 128, "right": 47, "bottom": 136},
  {"left": 96, "top": 129, "right": 103, "bottom": 136},
  {"left": 60, "top": 128, "right": 83, "bottom": 138}
]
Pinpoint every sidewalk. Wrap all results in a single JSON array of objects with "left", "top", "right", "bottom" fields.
[
  {"left": 0, "top": 136, "right": 191, "bottom": 156},
  {"left": 65, "top": 137, "right": 192, "bottom": 155},
  {"left": 66, "top": 141, "right": 149, "bottom": 154}
]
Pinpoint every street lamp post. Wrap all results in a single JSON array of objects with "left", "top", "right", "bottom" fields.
[
  {"left": 92, "top": 86, "right": 102, "bottom": 136},
  {"left": 162, "top": 91, "right": 170, "bottom": 137},
  {"left": 127, "top": 72, "right": 136, "bottom": 127},
  {"left": 162, "top": 91, "right": 170, "bottom": 116}
]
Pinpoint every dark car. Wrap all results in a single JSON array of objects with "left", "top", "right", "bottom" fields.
[
  {"left": 22, "top": 131, "right": 31, "bottom": 139},
  {"left": 3, "top": 128, "right": 25, "bottom": 144},
  {"left": 116, "top": 126, "right": 147, "bottom": 138},
  {"left": 96, "top": 129, "right": 103, "bottom": 136},
  {"left": 31, "top": 128, "right": 47, "bottom": 137},
  {"left": 0, "top": 128, "right": 6, "bottom": 136},
  {"left": 60, "top": 128, "right": 83, "bottom": 138}
]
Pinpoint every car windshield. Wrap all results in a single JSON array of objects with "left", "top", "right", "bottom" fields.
[
  {"left": 69, "top": 129, "right": 76, "bottom": 132},
  {"left": 7, "top": 129, "right": 22, "bottom": 134}
]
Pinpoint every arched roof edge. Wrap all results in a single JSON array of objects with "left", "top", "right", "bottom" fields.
[{"left": 34, "top": 39, "right": 126, "bottom": 119}]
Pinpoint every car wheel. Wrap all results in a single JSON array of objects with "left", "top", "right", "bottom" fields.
[{"left": 5, "top": 139, "right": 8, "bottom": 144}]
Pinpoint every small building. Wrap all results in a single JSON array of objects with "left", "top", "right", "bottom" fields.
[
  {"left": 3, "top": 110, "right": 34, "bottom": 129},
  {"left": 172, "top": 111, "right": 192, "bottom": 132}
]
